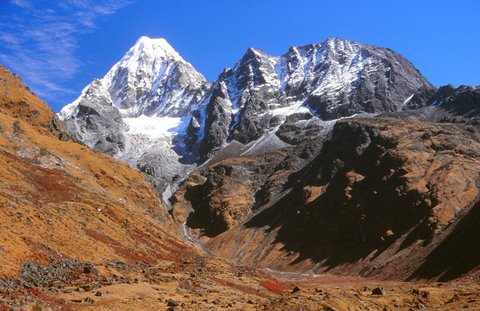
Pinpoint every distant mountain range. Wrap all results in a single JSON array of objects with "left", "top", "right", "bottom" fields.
[{"left": 59, "top": 37, "right": 436, "bottom": 193}]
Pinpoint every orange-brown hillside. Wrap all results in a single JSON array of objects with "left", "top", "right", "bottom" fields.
[{"left": 0, "top": 66, "right": 193, "bottom": 278}]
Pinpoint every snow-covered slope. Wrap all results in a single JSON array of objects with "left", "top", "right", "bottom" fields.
[{"left": 60, "top": 36, "right": 434, "bottom": 195}]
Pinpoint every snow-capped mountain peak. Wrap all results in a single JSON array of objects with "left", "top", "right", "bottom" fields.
[
  {"left": 60, "top": 36, "right": 208, "bottom": 120},
  {"left": 103, "top": 36, "right": 184, "bottom": 87},
  {"left": 103, "top": 36, "right": 208, "bottom": 117},
  {"left": 58, "top": 36, "right": 210, "bottom": 194}
]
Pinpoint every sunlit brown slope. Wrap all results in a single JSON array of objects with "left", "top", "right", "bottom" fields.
[{"left": 0, "top": 65, "right": 192, "bottom": 276}]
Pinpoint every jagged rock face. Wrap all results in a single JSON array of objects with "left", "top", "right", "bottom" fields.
[
  {"left": 198, "top": 84, "right": 233, "bottom": 160},
  {"left": 435, "top": 85, "right": 480, "bottom": 117},
  {"left": 407, "top": 84, "right": 480, "bottom": 117},
  {"left": 172, "top": 118, "right": 480, "bottom": 281},
  {"left": 61, "top": 80, "right": 126, "bottom": 155},
  {"left": 192, "top": 38, "right": 434, "bottom": 160},
  {"left": 383, "top": 85, "right": 480, "bottom": 126}
]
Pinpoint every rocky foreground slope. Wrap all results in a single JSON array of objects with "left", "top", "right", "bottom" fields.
[{"left": 0, "top": 65, "right": 192, "bottom": 274}]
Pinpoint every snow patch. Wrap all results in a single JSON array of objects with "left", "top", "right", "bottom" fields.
[
  {"left": 400, "top": 93, "right": 415, "bottom": 110},
  {"left": 269, "top": 100, "right": 310, "bottom": 116},
  {"left": 123, "top": 115, "right": 189, "bottom": 139}
]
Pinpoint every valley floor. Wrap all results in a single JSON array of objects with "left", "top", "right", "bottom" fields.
[{"left": 2, "top": 255, "right": 479, "bottom": 311}]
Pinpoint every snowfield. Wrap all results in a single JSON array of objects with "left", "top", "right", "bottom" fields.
[{"left": 123, "top": 115, "right": 189, "bottom": 140}]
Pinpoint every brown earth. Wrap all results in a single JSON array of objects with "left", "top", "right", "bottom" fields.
[
  {"left": 12, "top": 264, "right": 480, "bottom": 310},
  {"left": 1, "top": 65, "right": 480, "bottom": 310}
]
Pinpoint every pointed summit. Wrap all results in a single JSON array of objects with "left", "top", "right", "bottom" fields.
[
  {"left": 128, "top": 36, "right": 181, "bottom": 61},
  {"left": 135, "top": 35, "right": 168, "bottom": 46},
  {"left": 61, "top": 36, "right": 208, "bottom": 119},
  {"left": 240, "top": 46, "right": 273, "bottom": 63}
]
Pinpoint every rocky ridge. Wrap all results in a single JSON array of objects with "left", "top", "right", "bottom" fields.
[{"left": 192, "top": 38, "right": 434, "bottom": 160}]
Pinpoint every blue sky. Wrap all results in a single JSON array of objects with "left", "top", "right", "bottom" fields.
[{"left": 1, "top": 0, "right": 479, "bottom": 111}]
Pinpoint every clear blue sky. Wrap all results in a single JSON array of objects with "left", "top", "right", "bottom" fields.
[{"left": 1, "top": 0, "right": 479, "bottom": 111}]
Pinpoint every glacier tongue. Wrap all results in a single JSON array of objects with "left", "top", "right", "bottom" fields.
[
  {"left": 118, "top": 116, "right": 195, "bottom": 196},
  {"left": 122, "top": 115, "right": 189, "bottom": 139}
]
